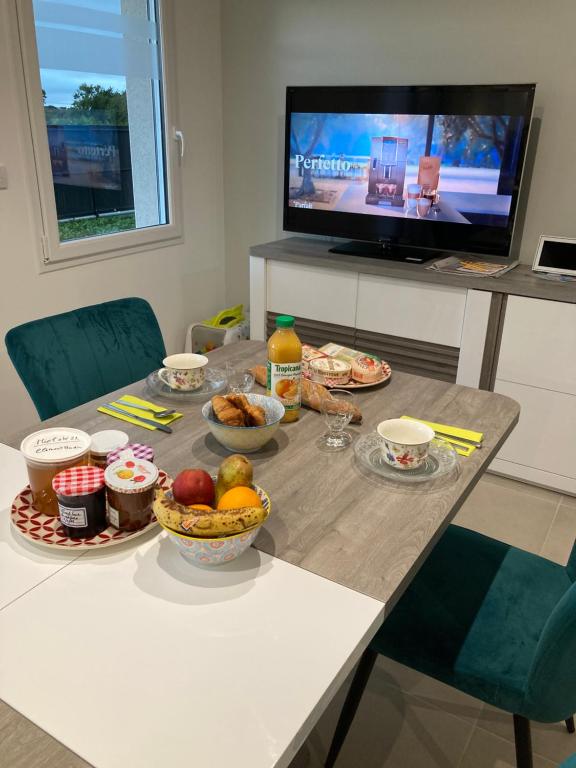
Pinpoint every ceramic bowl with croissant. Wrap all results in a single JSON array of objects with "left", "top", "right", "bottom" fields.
[{"left": 202, "top": 393, "right": 285, "bottom": 453}]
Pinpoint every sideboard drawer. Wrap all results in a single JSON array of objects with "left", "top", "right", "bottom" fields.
[
  {"left": 494, "top": 379, "right": 576, "bottom": 480},
  {"left": 356, "top": 274, "right": 467, "bottom": 347},
  {"left": 497, "top": 296, "right": 576, "bottom": 395},
  {"left": 267, "top": 260, "right": 358, "bottom": 327}
]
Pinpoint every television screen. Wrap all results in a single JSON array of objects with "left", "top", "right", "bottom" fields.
[{"left": 284, "top": 86, "right": 535, "bottom": 259}]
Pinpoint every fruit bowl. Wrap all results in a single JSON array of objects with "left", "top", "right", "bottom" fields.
[
  {"left": 158, "top": 484, "right": 271, "bottom": 567},
  {"left": 202, "top": 393, "right": 285, "bottom": 453}
]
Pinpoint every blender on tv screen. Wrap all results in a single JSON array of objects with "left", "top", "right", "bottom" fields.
[{"left": 288, "top": 112, "right": 525, "bottom": 228}]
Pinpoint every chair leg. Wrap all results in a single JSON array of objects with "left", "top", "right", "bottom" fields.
[
  {"left": 513, "top": 714, "right": 533, "bottom": 768},
  {"left": 566, "top": 716, "right": 575, "bottom": 734},
  {"left": 325, "top": 647, "right": 378, "bottom": 768}
]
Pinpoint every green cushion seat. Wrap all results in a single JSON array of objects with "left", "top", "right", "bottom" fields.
[
  {"left": 372, "top": 524, "right": 576, "bottom": 723},
  {"left": 5, "top": 297, "right": 166, "bottom": 420}
]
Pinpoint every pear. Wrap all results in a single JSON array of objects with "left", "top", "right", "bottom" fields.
[{"left": 215, "top": 454, "right": 253, "bottom": 503}]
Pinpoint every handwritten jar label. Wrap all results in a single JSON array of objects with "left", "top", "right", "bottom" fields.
[
  {"left": 21, "top": 428, "right": 91, "bottom": 463},
  {"left": 58, "top": 504, "right": 88, "bottom": 528}
]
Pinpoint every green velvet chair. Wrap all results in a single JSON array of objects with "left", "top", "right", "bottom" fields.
[
  {"left": 561, "top": 755, "right": 576, "bottom": 767},
  {"left": 326, "top": 524, "right": 576, "bottom": 768},
  {"left": 5, "top": 298, "right": 166, "bottom": 420}
]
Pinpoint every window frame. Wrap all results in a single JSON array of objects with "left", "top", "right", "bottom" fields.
[{"left": 16, "top": 0, "right": 183, "bottom": 271}]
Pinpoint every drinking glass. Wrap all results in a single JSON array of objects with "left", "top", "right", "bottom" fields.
[
  {"left": 226, "top": 362, "right": 255, "bottom": 393},
  {"left": 417, "top": 197, "right": 431, "bottom": 218},
  {"left": 318, "top": 389, "right": 355, "bottom": 451}
]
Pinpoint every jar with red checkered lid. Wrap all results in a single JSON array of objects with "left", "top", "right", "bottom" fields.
[{"left": 52, "top": 466, "right": 107, "bottom": 539}]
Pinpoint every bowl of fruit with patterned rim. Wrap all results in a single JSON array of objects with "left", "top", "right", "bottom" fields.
[{"left": 153, "top": 455, "right": 270, "bottom": 566}]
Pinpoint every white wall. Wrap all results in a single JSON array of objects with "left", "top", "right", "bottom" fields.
[
  {"left": 221, "top": 0, "right": 576, "bottom": 305},
  {"left": 0, "top": 0, "right": 226, "bottom": 437}
]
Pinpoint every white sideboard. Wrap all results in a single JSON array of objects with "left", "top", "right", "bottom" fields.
[
  {"left": 250, "top": 238, "right": 576, "bottom": 495},
  {"left": 491, "top": 296, "right": 576, "bottom": 494}
]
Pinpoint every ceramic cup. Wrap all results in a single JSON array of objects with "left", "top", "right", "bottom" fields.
[
  {"left": 377, "top": 418, "right": 435, "bottom": 471},
  {"left": 158, "top": 353, "right": 208, "bottom": 391}
]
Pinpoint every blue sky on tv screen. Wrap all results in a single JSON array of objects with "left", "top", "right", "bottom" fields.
[{"left": 291, "top": 113, "right": 516, "bottom": 170}]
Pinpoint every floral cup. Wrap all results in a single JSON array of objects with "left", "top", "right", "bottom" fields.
[
  {"left": 377, "top": 418, "right": 435, "bottom": 470},
  {"left": 159, "top": 353, "right": 208, "bottom": 391}
]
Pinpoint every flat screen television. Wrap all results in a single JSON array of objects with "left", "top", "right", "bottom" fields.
[{"left": 283, "top": 84, "right": 535, "bottom": 262}]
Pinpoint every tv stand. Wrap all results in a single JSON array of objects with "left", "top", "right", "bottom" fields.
[{"left": 329, "top": 240, "right": 441, "bottom": 264}]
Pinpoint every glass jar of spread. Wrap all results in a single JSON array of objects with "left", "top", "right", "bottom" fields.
[
  {"left": 106, "top": 442, "right": 154, "bottom": 466},
  {"left": 21, "top": 428, "right": 92, "bottom": 517},
  {"left": 105, "top": 457, "right": 159, "bottom": 532},
  {"left": 52, "top": 465, "right": 107, "bottom": 539},
  {"left": 90, "top": 430, "right": 129, "bottom": 469}
]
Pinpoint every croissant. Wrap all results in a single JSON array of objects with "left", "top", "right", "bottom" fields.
[
  {"left": 223, "top": 393, "right": 266, "bottom": 426},
  {"left": 244, "top": 403, "right": 266, "bottom": 427},
  {"left": 249, "top": 365, "right": 362, "bottom": 424},
  {"left": 226, "top": 393, "right": 250, "bottom": 411},
  {"left": 211, "top": 395, "right": 245, "bottom": 426}
]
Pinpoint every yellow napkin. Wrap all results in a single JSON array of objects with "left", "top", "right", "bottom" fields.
[
  {"left": 401, "top": 416, "right": 484, "bottom": 457},
  {"left": 98, "top": 395, "right": 183, "bottom": 431}
]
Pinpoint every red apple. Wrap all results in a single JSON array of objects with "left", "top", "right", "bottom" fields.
[{"left": 172, "top": 469, "right": 215, "bottom": 507}]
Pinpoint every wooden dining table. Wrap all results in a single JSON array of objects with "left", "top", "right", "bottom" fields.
[{"left": 0, "top": 340, "right": 519, "bottom": 768}]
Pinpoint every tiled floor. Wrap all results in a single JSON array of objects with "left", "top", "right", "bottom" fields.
[{"left": 290, "top": 472, "right": 576, "bottom": 768}]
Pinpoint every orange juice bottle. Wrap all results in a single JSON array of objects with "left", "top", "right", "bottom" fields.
[{"left": 267, "top": 315, "right": 302, "bottom": 423}]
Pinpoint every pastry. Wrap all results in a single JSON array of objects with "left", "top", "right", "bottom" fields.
[
  {"left": 212, "top": 394, "right": 267, "bottom": 427},
  {"left": 211, "top": 395, "right": 245, "bottom": 426}
]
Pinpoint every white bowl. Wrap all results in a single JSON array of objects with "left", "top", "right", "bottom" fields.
[{"left": 202, "top": 393, "right": 285, "bottom": 453}]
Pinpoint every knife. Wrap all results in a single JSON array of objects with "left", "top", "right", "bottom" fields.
[
  {"left": 105, "top": 404, "right": 173, "bottom": 434},
  {"left": 434, "top": 431, "right": 482, "bottom": 448}
]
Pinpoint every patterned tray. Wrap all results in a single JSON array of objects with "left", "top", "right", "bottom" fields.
[{"left": 10, "top": 470, "right": 172, "bottom": 551}]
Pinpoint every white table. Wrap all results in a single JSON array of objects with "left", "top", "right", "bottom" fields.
[
  {"left": 0, "top": 443, "right": 383, "bottom": 768},
  {"left": 0, "top": 444, "right": 82, "bottom": 610}
]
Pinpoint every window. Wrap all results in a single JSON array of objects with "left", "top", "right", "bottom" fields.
[{"left": 17, "top": 0, "right": 181, "bottom": 267}]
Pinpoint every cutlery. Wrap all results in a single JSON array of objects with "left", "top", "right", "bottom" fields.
[
  {"left": 105, "top": 404, "right": 173, "bottom": 433},
  {"left": 116, "top": 399, "right": 177, "bottom": 418},
  {"left": 434, "top": 431, "right": 483, "bottom": 448}
]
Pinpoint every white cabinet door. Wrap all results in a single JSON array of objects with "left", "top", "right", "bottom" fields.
[
  {"left": 494, "top": 379, "right": 576, "bottom": 481},
  {"left": 356, "top": 274, "right": 467, "bottom": 347},
  {"left": 267, "top": 260, "right": 358, "bottom": 327},
  {"left": 497, "top": 296, "right": 576, "bottom": 395}
]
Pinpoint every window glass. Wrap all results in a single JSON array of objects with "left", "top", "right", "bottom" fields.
[{"left": 32, "top": 0, "right": 168, "bottom": 242}]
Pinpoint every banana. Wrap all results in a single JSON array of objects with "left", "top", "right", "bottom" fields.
[{"left": 153, "top": 489, "right": 266, "bottom": 537}]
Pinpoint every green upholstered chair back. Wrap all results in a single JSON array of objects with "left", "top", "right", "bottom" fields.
[
  {"left": 524, "top": 579, "right": 576, "bottom": 722},
  {"left": 6, "top": 298, "right": 166, "bottom": 420}
]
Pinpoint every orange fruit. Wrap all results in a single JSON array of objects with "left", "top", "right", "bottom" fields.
[
  {"left": 187, "top": 503, "right": 213, "bottom": 512},
  {"left": 216, "top": 486, "right": 262, "bottom": 511}
]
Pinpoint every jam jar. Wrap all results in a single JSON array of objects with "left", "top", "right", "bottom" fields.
[
  {"left": 21, "top": 428, "right": 92, "bottom": 517},
  {"left": 52, "top": 465, "right": 107, "bottom": 539},
  {"left": 105, "top": 457, "right": 159, "bottom": 532},
  {"left": 90, "top": 430, "right": 129, "bottom": 469},
  {"left": 106, "top": 442, "right": 154, "bottom": 466}
]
